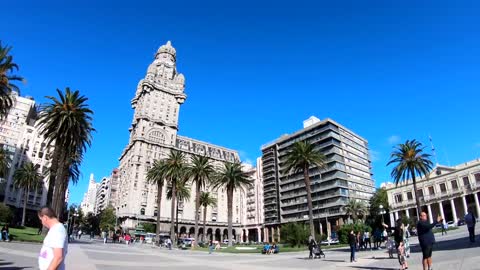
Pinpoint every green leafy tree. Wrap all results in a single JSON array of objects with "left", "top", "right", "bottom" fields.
[
  {"left": 0, "top": 203, "right": 13, "bottom": 223},
  {"left": 280, "top": 223, "right": 310, "bottom": 247},
  {"left": 99, "top": 206, "right": 116, "bottom": 231},
  {"left": 199, "top": 191, "right": 217, "bottom": 242},
  {"left": 284, "top": 141, "right": 327, "bottom": 239},
  {"left": 387, "top": 139, "right": 433, "bottom": 216},
  {"left": 141, "top": 223, "right": 156, "bottom": 233},
  {"left": 338, "top": 223, "right": 372, "bottom": 244},
  {"left": 185, "top": 155, "right": 215, "bottom": 245},
  {"left": 0, "top": 148, "right": 11, "bottom": 179},
  {"left": 160, "top": 150, "right": 187, "bottom": 243},
  {"left": 38, "top": 87, "right": 94, "bottom": 219},
  {"left": 146, "top": 159, "right": 166, "bottom": 245},
  {"left": 343, "top": 199, "right": 368, "bottom": 223},
  {"left": 0, "top": 41, "right": 23, "bottom": 118},
  {"left": 13, "top": 162, "right": 42, "bottom": 226},
  {"left": 213, "top": 161, "right": 253, "bottom": 247}
]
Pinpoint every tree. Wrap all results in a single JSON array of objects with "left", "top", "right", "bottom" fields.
[
  {"left": 38, "top": 87, "right": 94, "bottom": 219},
  {"left": 160, "top": 150, "right": 187, "bottom": 243},
  {"left": 284, "top": 141, "right": 327, "bottom": 239},
  {"left": 199, "top": 191, "right": 217, "bottom": 242},
  {"left": 280, "top": 222, "right": 310, "bottom": 247},
  {"left": 213, "top": 161, "right": 252, "bottom": 247},
  {"left": 0, "top": 41, "right": 23, "bottom": 118},
  {"left": 13, "top": 162, "right": 42, "bottom": 226},
  {"left": 167, "top": 178, "right": 190, "bottom": 239},
  {"left": 185, "top": 155, "right": 215, "bottom": 246},
  {"left": 99, "top": 206, "right": 116, "bottom": 231},
  {"left": 369, "top": 188, "right": 389, "bottom": 217},
  {"left": 343, "top": 199, "right": 368, "bottom": 223},
  {"left": 0, "top": 203, "right": 13, "bottom": 223},
  {"left": 146, "top": 159, "right": 166, "bottom": 245},
  {"left": 0, "top": 148, "right": 11, "bottom": 179},
  {"left": 141, "top": 223, "right": 156, "bottom": 233},
  {"left": 387, "top": 139, "right": 433, "bottom": 216}
]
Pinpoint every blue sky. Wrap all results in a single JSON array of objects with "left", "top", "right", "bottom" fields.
[{"left": 3, "top": 1, "right": 480, "bottom": 205}]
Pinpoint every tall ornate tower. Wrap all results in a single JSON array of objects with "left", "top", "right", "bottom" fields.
[{"left": 117, "top": 41, "right": 187, "bottom": 223}]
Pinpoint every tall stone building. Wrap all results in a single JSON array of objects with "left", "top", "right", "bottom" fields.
[
  {"left": 116, "top": 41, "right": 245, "bottom": 242},
  {"left": 1, "top": 93, "right": 54, "bottom": 217},
  {"left": 261, "top": 116, "right": 375, "bottom": 242}
]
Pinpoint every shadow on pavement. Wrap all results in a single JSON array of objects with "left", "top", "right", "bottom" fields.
[
  {"left": 348, "top": 267, "right": 398, "bottom": 270},
  {"left": 0, "top": 259, "right": 32, "bottom": 270},
  {"left": 321, "top": 259, "right": 345, "bottom": 263},
  {"left": 409, "top": 235, "right": 478, "bottom": 253}
]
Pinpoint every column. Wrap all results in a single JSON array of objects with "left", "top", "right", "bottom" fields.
[
  {"left": 245, "top": 229, "right": 249, "bottom": 243},
  {"left": 264, "top": 228, "right": 269, "bottom": 243},
  {"left": 271, "top": 227, "right": 275, "bottom": 242},
  {"left": 438, "top": 201, "right": 445, "bottom": 222},
  {"left": 405, "top": 209, "right": 410, "bottom": 218},
  {"left": 451, "top": 199, "right": 458, "bottom": 223},
  {"left": 240, "top": 230, "right": 244, "bottom": 243},
  {"left": 462, "top": 196, "right": 468, "bottom": 215},
  {"left": 257, "top": 227, "right": 261, "bottom": 243},
  {"left": 220, "top": 233, "right": 223, "bottom": 243},
  {"left": 277, "top": 227, "right": 281, "bottom": 243},
  {"left": 474, "top": 193, "right": 480, "bottom": 219},
  {"left": 394, "top": 211, "right": 399, "bottom": 220},
  {"left": 389, "top": 213, "right": 395, "bottom": 227},
  {"left": 427, "top": 204, "right": 433, "bottom": 223}
]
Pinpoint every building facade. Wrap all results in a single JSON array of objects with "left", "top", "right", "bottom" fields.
[
  {"left": 1, "top": 93, "right": 54, "bottom": 216},
  {"left": 116, "top": 41, "right": 245, "bottom": 242},
  {"left": 94, "top": 176, "right": 111, "bottom": 215},
  {"left": 261, "top": 116, "right": 375, "bottom": 241},
  {"left": 386, "top": 159, "right": 480, "bottom": 227},
  {"left": 80, "top": 174, "right": 98, "bottom": 214},
  {"left": 108, "top": 168, "right": 120, "bottom": 209}
]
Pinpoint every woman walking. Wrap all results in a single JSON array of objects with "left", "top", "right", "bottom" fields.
[{"left": 348, "top": 230, "right": 356, "bottom": 262}]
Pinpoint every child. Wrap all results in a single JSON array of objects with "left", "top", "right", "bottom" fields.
[
  {"left": 397, "top": 241, "right": 408, "bottom": 270},
  {"left": 386, "top": 237, "right": 395, "bottom": 258}
]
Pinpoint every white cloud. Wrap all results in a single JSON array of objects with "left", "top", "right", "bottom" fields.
[
  {"left": 369, "top": 150, "right": 381, "bottom": 162},
  {"left": 387, "top": 135, "right": 401, "bottom": 145}
]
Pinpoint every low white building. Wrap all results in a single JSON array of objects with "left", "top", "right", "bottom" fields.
[{"left": 386, "top": 159, "right": 480, "bottom": 226}]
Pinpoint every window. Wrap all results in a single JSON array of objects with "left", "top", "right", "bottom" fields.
[
  {"left": 140, "top": 208, "right": 145, "bottom": 215},
  {"left": 439, "top": 183, "right": 447, "bottom": 193},
  {"left": 394, "top": 193, "right": 403, "bottom": 203},
  {"left": 475, "top": 173, "right": 480, "bottom": 184},
  {"left": 407, "top": 192, "right": 413, "bottom": 201},
  {"left": 463, "top": 177, "right": 470, "bottom": 186},
  {"left": 451, "top": 180, "right": 458, "bottom": 190},
  {"left": 417, "top": 189, "right": 424, "bottom": 198},
  {"left": 428, "top": 186, "right": 435, "bottom": 195}
]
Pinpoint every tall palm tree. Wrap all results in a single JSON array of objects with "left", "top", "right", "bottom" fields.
[
  {"left": 167, "top": 178, "right": 191, "bottom": 239},
  {"left": 199, "top": 191, "right": 217, "bottom": 242},
  {"left": 213, "top": 161, "right": 252, "bottom": 247},
  {"left": 0, "top": 41, "right": 23, "bottom": 118},
  {"left": 284, "top": 141, "right": 327, "bottom": 239},
  {"left": 161, "top": 150, "right": 187, "bottom": 243},
  {"left": 13, "top": 162, "right": 42, "bottom": 226},
  {"left": 146, "top": 159, "right": 167, "bottom": 246},
  {"left": 0, "top": 148, "right": 11, "bottom": 179},
  {"left": 186, "top": 155, "right": 215, "bottom": 245},
  {"left": 387, "top": 139, "right": 433, "bottom": 216},
  {"left": 38, "top": 88, "right": 94, "bottom": 218},
  {"left": 343, "top": 199, "right": 368, "bottom": 223}
]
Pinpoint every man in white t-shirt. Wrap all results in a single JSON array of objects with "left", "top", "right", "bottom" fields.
[{"left": 38, "top": 207, "right": 68, "bottom": 270}]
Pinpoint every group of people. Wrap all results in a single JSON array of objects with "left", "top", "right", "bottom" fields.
[{"left": 262, "top": 242, "right": 279, "bottom": 254}]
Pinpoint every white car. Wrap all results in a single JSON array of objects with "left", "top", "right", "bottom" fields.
[
  {"left": 447, "top": 221, "right": 456, "bottom": 227},
  {"left": 222, "top": 239, "right": 236, "bottom": 244}
]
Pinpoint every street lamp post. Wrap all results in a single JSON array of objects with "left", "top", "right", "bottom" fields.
[{"left": 379, "top": 205, "right": 386, "bottom": 224}]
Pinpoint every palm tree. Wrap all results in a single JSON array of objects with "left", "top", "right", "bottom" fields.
[
  {"left": 0, "top": 41, "right": 23, "bottom": 118},
  {"left": 13, "top": 162, "right": 42, "bottom": 226},
  {"left": 146, "top": 159, "right": 167, "bottom": 245},
  {"left": 0, "top": 148, "right": 11, "bottom": 179},
  {"left": 387, "top": 139, "right": 433, "bottom": 216},
  {"left": 213, "top": 161, "right": 252, "bottom": 247},
  {"left": 161, "top": 150, "right": 187, "bottom": 243},
  {"left": 284, "top": 141, "right": 327, "bottom": 239},
  {"left": 167, "top": 178, "right": 191, "bottom": 239},
  {"left": 38, "top": 87, "right": 94, "bottom": 218},
  {"left": 343, "top": 199, "right": 368, "bottom": 223},
  {"left": 186, "top": 155, "right": 215, "bottom": 245},
  {"left": 199, "top": 191, "right": 217, "bottom": 242}
]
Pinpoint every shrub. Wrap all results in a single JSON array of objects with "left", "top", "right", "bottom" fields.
[
  {"left": 0, "top": 203, "right": 13, "bottom": 223},
  {"left": 337, "top": 223, "right": 372, "bottom": 244},
  {"left": 280, "top": 222, "right": 310, "bottom": 247}
]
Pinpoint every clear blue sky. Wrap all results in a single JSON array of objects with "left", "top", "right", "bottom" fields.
[{"left": 3, "top": 1, "right": 480, "bottom": 205}]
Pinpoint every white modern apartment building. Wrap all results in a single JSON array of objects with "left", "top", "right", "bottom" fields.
[
  {"left": 94, "top": 176, "right": 111, "bottom": 215},
  {"left": 261, "top": 116, "right": 375, "bottom": 242},
  {"left": 386, "top": 159, "right": 480, "bottom": 226},
  {"left": 1, "top": 93, "right": 54, "bottom": 216},
  {"left": 239, "top": 158, "right": 265, "bottom": 243},
  {"left": 116, "top": 41, "right": 246, "bottom": 242},
  {"left": 80, "top": 174, "right": 98, "bottom": 214}
]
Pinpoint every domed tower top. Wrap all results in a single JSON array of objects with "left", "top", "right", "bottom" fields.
[{"left": 155, "top": 40, "right": 176, "bottom": 60}]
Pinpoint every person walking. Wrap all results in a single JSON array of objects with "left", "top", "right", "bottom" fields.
[
  {"left": 441, "top": 222, "right": 448, "bottom": 236},
  {"left": 208, "top": 240, "right": 214, "bottom": 254},
  {"left": 348, "top": 230, "right": 356, "bottom": 262},
  {"left": 308, "top": 236, "right": 315, "bottom": 259},
  {"left": 363, "top": 230, "right": 371, "bottom": 250},
  {"left": 465, "top": 207, "right": 476, "bottom": 243},
  {"left": 37, "top": 207, "right": 68, "bottom": 270},
  {"left": 397, "top": 241, "right": 408, "bottom": 270},
  {"left": 417, "top": 211, "right": 442, "bottom": 270}
]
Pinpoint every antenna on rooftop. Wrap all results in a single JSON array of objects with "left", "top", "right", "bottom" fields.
[{"left": 429, "top": 135, "right": 439, "bottom": 166}]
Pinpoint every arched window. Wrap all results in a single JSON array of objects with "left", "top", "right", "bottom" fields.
[
  {"left": 148, "top": 130, "right": 165, "bottom": 144},
  {"left": 140, "top": 208, "right": 145, "bottom": 215}
]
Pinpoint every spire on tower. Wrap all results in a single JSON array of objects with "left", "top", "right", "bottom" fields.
[{"left": 429, "top": 135, "right": 439, "bottom": 166}]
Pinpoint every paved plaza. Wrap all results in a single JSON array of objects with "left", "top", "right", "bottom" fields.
[{"left": 2, "top": 225, "right": 480, "bottom": 270}]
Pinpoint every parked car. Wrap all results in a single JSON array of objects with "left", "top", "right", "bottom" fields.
[
  {"left": 222, "top": 239, "right": 236, "bottom": 244},
  {"left": 447, "top": 221, "right": 456, "bottom": 227},
  {"left": 321, "top": 238, "right": 339, "bottom": 245}
]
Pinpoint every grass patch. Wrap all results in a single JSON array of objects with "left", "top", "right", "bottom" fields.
[
  {"left": 432, "top": 226, "right": 459, "bottom": 234},
  {"left": 9, "top": 226, "right": 44, "bottom": 243}
]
